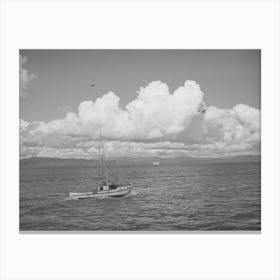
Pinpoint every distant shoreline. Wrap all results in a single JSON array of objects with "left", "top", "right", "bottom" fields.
[{"left": 20, "top": 155, "right": 261, "bottom": 169}]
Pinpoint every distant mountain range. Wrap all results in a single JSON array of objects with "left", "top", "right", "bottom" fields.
[{"left": 20, "top": 155, "right": 261, "bottom": 168}]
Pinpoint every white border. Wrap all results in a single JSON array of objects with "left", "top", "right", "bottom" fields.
[{"left": 1, "top": 1, "right": 280, "bottom": 279}]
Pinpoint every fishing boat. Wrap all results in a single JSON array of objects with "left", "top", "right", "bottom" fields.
[{"left": 69, "top": 130, "right": 132, "bottom": 199}]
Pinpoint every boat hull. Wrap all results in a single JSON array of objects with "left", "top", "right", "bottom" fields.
[{"left": 69, "top": 185, "right": 132, "bottom": 199}]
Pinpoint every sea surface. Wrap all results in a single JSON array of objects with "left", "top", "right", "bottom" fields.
[{"left": 20, "top": 161, "right": 261, "bottom": 231}]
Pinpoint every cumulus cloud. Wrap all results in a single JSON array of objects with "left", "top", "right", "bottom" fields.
[
  {"left": 204, "top": 104, "right": 260, "bottom": 143},
  {"left": 19, "top": 80, "right": 261, "bottom": 159},
  {"left": 19, "top": 55, "right": 36, "bottom": 97}
]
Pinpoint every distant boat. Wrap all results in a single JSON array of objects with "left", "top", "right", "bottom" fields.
[
  {"left": 152, "top": 161, "right": 160, "bottom": 166},
  {"left": 69, "top": 130, "right": 132, "bottom": 199}
]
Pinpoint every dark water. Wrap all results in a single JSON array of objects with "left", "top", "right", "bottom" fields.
[{"left": 20, "top": 161, "right": 261, "bottom": 231}]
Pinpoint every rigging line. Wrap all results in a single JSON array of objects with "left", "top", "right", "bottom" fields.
[
  {"left": 98, "top": 127, "right": 104, "bottom": 181},
  {"left": 103, "top": 161, "right": 120, "bottom": 181}
]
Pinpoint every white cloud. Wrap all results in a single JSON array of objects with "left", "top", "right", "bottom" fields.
[
  {"left": 19, "top": 55, "right": 36, "bottom": 97},
  {"left": 19, "top": 80, "right": 261, "bottom": 159},
  {"left": 204, "top": 104, "right": 260, "bottom": 144},
  {"left": 23, "top": 80, "right": 203, "bottom": 141}
]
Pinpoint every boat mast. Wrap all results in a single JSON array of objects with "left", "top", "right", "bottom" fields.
[
  {"left": 98, "top": 128, "right": 109, "bottom": 185},
  {"left": 98, "top": 128, "right": 102, "bottom": 180}
]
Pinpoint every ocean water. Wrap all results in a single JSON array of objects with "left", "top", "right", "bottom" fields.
[{"left": 20, "top": 161, "right": 261, "bottom": 231}]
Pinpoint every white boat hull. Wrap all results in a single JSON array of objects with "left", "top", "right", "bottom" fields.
[{"left": 69, "top": 185, "right": 132, "bottom": 199}]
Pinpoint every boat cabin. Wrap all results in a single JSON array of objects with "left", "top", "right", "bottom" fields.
[{"left": 98, "top": 181, "right": 120, "bottom": 192}]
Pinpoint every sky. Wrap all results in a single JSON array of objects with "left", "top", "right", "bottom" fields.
[{"left": 19, "top": 49, "right": 261, "bottom": 159}]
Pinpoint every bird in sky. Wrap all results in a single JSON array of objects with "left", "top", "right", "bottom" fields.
[
  {"left": 91, "top": 83, "right": 96, "bottom": 87},
  {"left": 198, "top": 101, "right": 207, "bottom": 114}
]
